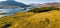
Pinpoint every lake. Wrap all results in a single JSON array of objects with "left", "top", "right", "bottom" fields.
[{"left": 0, "top": 8, "right": 31, "bottom": 17}]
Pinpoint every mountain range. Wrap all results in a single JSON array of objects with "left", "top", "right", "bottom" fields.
[
  {"left": 41, "top": 2, "right": 60, "bottom": 7},
  {"left": 30, "top": 2, "right": 60, "bottom": 8}
]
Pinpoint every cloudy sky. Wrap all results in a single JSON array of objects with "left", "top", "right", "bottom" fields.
[{"left": 0, "top": 0, "right": 60, "bottom": 4}]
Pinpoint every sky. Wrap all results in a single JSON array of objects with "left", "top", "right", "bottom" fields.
[{"left": 0, "top": 0, "right": 60, "bottom": 4}]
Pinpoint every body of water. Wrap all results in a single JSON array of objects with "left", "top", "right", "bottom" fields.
[{"left": 0, "top": 8, "right": 31, "bottom": 17}]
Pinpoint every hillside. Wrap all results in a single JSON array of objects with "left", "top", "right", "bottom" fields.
[
  {"left": 29, "top": 2, "right": 60, "bottom": 8},
  {"left": 0, "top": 7, "right": 60, "bottom": 28},
  {"left": 41, "top": 2, "right": 60, "bottom": 7},
  {"left": 0, "top": 0, "right": 29, "bottom": 8}
]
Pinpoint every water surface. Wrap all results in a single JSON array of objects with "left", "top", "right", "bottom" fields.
[{"left": 0, "top": 8, "right": 31, "bottom": 17}]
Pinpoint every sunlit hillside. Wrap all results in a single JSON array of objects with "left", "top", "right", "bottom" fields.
[{"left": 0, "top": 7, "right": 60, "bottom": 28}]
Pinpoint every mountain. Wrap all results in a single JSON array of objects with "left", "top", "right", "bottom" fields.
[
  {"left": 0, "top": 1, "right": 29, "bottom": 7},
  {"left": 41, "top": 2, "right": 60, "bottom": 7},
  {"left": 30, "top": 2, "right": 60, "bottom": 8},
  {"left": 29, "top": 3, "right": 42, "bottom": 8}
]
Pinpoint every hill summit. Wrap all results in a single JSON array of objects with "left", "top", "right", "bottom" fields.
[{"left": 0, "top": 0, "right": 28, "bottom": 7}]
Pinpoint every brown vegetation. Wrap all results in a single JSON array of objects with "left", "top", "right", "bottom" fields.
[{"left": 0, "top": 7, "right": 60, "bottom": 28}]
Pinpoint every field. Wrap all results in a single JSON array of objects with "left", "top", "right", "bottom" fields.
[{"left": 0, "top": 7, "right": 60, "bottom": 28}]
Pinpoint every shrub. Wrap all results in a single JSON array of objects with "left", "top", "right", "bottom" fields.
[{"left": 28, "top": 7, "right": 60, "bottom": 13}]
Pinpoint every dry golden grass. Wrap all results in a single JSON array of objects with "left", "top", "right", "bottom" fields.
[{"left": 0, "top": 10, "right": 60, "bottom": 28}]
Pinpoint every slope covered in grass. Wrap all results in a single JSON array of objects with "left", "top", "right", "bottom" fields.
[
  {"left": 0, "top": 12, "right": 35, "bottom": 28},
  {"left": 0, "top": 7, "right": 60, "bottom": 28}
]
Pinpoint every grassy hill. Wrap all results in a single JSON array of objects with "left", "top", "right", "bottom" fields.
[{"left": 0, "top": 7, "right": 60, "bottom": 28}]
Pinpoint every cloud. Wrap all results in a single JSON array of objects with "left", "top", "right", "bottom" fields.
[
  {"left": 0, "top": 0, "right": 6, "bottom": 1},
  {"left": 0, "top": 0, "right": 6, "bottom": 2}
]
